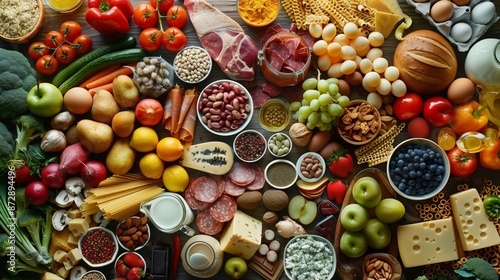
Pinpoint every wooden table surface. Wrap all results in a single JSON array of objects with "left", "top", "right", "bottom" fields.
[{"left": 1, "top": 0, "right": 500, "bottom": 279}]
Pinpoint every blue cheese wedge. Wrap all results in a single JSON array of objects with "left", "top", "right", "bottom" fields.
[{"left": 180, "top": 141, "right": 234, "bottom": 175}]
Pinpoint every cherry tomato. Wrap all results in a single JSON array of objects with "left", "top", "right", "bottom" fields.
[
  {"left": 447, "top": 146, "right": 477, "bottom": 177},
  {"left": 72, "top": 35, "right": 93, "bottom": 55},
  {"left": 150, "top": 0, "right": 174, "bottom": 13},
  {"left": 55, "top": 44, "right": 77, "bottom": 65},
  {"left": 135, "top": 98, "right": 164, "bottom": 126},
  {"left": 139, "top": 28, "right": 163, "bottom": 52},
  {"left": 392, "top": 93, "right": 424, "bottom": 121},
  {"left": 45, "top": 30, "right": 64, "bottom": 48},
  {"left": 28, "top": 42, "right": 50, "bottom": 61},
  {"left": 36, "top": 55, "right": 59, "bottom": 75},
  {"left": 60, "top": 21, "right": 82, "bottom": 42},
  {"left": 166, "top": 5, "right": 188, "bottom": 28},
  {"left": 162, "top": 27, "right": 187, "bottom": 52},
  {"left": 133, "top": 3, "right": 158, "bottom": 29}
]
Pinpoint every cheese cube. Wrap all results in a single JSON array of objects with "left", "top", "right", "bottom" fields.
[
  {"left": 397, "top": 217, "right": 459, "bottom": 268},
  {"left": 66, "top": 248, "right": 83, "bottom": 265},
  {"left": 63, "top": 259, "right": 74, "bottom": 271},
  {"left": 57, "top": 266, "right": 70, "bottom": 279},
  {"left": 219, "top": 210, "right": 262, "bottom": 260},
  {"left": 67, "top": 233, "right": 78, "bottom": 247},
  {"left": 53, "top": 250, "right": 67, "bottom": 263},
  {"left": 68, "top": 218, "right": 89, "bottom": 237},
  {"left": 42, "top": 272, "right": 64, "bottom": 280},
  {"left": 450, "top": 188, "right": 500, "bottom": 251},
  {"left": 67, "top": 208, "right": 81, "bottom": 219}
]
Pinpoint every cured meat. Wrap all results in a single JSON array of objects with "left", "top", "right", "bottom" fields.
[
  {"left": 250, "top": 88, "right": 271, "bottom": 108},
  {"left": 192, "top": 176, "right": 224, "bottom": 203},
  {"left": 196, "top": 209, "right": 224, "bottom": 235},
  {"left": 184, "top": 0, "right": 258, "bottom": 81},
  {"left": 245, "top": 165, "right": 265, "bottom": 191},
  {"left": 224, "top": 175, "right": 247, "bottom": 196},
  {"left": 175, "top": 87, "right": 196, "bottom": 135},
  {"left": 179, "top": 91, "right": 199, "bottom": 144},
  {"left": 283, "top": 85, "right": 304, "bottom": 103},
  {"left": 184, "top": 180, "right": 210, "bottom": 211},
  {"left": 228, "top": 161, "right": 256, "bottom": 186},
  {"left": 209, "top": 195, "right": 237, "bottom": 223},
  {"left": 163, "top": 85, "right": 184, "bottom": 132},
  {"left": 262, "top": 80, "right": 281, "bottom": 97}
]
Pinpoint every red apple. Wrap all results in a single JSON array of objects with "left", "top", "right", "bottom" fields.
[
  {"left": 393, "top": 93, "right": 423, "bottom": 120},
  {"left": 80, "top": 160, "right": 108, "bottom": 188},
  {"left": 25, "top": 181, "right": 50, "bottom": 206},
  {"left": 41, "top": 162, "right": 68, "bottom": 189},
  {"left": 423, "top": 96, "right": 454, "bottom": 127}
]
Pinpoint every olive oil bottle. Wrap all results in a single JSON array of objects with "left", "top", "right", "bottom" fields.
[{"left": 456, "top": 123, "right": 499, "bottom": 153}]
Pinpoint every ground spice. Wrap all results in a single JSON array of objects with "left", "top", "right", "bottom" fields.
[
  {"left": 0, "top": 0, "right": 40, "bottom": 38},
  {"left": 238, "top": 0, "right": 279, "bottom": 25}
]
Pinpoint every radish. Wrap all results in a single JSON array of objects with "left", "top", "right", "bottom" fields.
[
  {"left": 41, "top": 163, "right": 68, "bottom": 189},
  {"left": 80, "top": 160, "right": 108, "bottom": 188},
  {"left": 60, "top": 143, "right": 90, "bottom": 174},
  {"left": 25, "top": 181, "right": 50, "bottom": 206}
]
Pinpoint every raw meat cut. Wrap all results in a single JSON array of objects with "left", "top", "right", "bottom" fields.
[{"left": 184, "top": 0, "right": 258, "bottom": 81}]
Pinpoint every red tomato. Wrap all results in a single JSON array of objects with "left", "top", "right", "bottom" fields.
[
  {"left": 139, "top": 28, "right": 163, "bottom": 52},
  {"left": 72, "top": 35, "right": 93, "bottom": 55},
  {"left": 407, "top": 117, "right": 430, "bottom": 138},
  {"left": 36, "top": 55, "right": 59, "bottom": 75},
  {"left": 135, "top": 98, "right": 164, "bottom": 126},
  {"left": 162, "top": 27, "right": 187, "bottom": 52},
  {"left": 133, "top": 3, "right": 158, "bottom": 29},
  {"left": 447, "top": 146, "right": 477, "bottom": 177},
  {"left": 166, "top": 5, "right": 188, "bottom": 28},
  {"left": 28, "top": 42, "right": 50, "bottom": 60},
  {"left": 150, "top": 0, "right": 174, "bottom": 13},
  {"left": 60, "top": 21, "right": 82, "bottom": 42},
  {"left": 393, "top": 93, "right": 423, "bottom": 120},
  {"left": 45, "top": 30, "right": 64, "bottom": 48},
  {"left": 55, "top": 44, "right": 77, "bottom": 65}
]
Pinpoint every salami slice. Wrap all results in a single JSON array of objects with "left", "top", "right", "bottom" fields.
[
  {"left": 192, "top": 176, "right": 224, "bottom": 203},
  {"left": 209, "top": 195, "right": 237, "bottom": 223},
  {"left": 196, "top": 209, "right": 224, "bottom": 235},
  {"left": 224, "top": 175, "right": 247, "bottom": 196},
  {"left": 245, "top": 165, "right": 265, "bottom": 190},
  {"left": 250, "top": 88, "right": 270, "bottom": 108},
  {"left": 184, "top": 182, "right": 210, "bottom": 211},
  {"left": 228, "top": 161, "right": 256, "bottom": 186}
]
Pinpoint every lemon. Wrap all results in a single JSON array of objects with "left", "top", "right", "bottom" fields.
[
  {"left": 156, "top": 137, "right": 184, "bottom": 162},
  {"left": 139, "top": 153, "right": 165, "bottom": 179},
  {"left": 129, "top": 127, "right": 159, "bottom": 152},
  {"left": 162, "top": 164, "right": 189, "bottom": 192}
]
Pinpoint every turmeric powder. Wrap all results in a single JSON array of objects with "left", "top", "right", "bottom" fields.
[{"left": 238, "top": 0, "right": 279, "bottom": 26}]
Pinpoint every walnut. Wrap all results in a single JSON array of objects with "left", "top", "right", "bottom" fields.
[
  {"left": 262, "top": 211, "right": 278, "bottom": 224},
  {"left": 289, "top": 123, "right": 312, "bottom": 147}
]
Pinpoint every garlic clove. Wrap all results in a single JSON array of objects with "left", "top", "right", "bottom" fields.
[
  {"left": 40, "top": 129, "right": 67, "bottom": 153},
  {"left": 51, "top": 111, "right": 76, "bottom": 131}
]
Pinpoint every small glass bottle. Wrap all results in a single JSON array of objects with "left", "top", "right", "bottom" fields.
[
  {"left": 437, "top": 127, "right": 456, "bottom": 151},
  {"left": 483, "top": 122, "right": 499, "bottom": 147},
  {"left": 456, "top": 124, "right": 499, "bottom": 153}
]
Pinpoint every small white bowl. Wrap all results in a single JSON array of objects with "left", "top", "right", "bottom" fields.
[
  {"left": 80, "top": 270, "right": 106, "bottom": 280},
  {"left": 386, "top": 138, "right": 450, "bottom": 201},
  {"left": 296, "top": 152, "right": 326, "bottom": 183},
  {"left": 116, "top": 216, "right": 150, "bottom": 251},
  {"left": 233, "top": 130, "right": 267, "bottom": 163},
  {"left": 268, "top": 132, "right": 293, "bottom": 158},
  {"left": 174, "top": 46, "right": 212, "bottom": 84},
  {"left": 115, "top": 252, "right": 146, "bottom": 276},
  {"left": 264, "top": 159, "right": 297, "bottom": 189},
  {"left": 78, "top": 227, "right": 119, "bottom": 268}
]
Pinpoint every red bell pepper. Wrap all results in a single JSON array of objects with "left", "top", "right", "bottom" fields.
[
  {"left": 480, "top": 138, "right": 500, "bottom": 170},
  {"left": 450, "top": 100, "right": 489, "bottom": 135},
  {"left": 86, "top": 0, "right": 134, "bottom": 36}
]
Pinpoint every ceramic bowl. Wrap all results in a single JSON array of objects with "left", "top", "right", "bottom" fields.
[
  {"left": 268, "top": 132, "right": 292, "bottom": 158},
  {"left": 284, "top": 235, "right": 336, "bottom": 279},
  {"left": 233, "top": 130, "right": 267, "bottom": 163},
  {"left": 0, "top": 0, "right": 44, "bottom": 44},
  {"left": 116, "top": 216, "right": 150, "bottom": 251},
  {"left": 115, "top": 252, "right": 147, "bottom": 276},
  {"left": 264, "top": 159, "right": 297, "bottom": 189},
  {"left": 174, "top": 46, "right": 212, "bottom": 84},
  {"left": 337, "top": 100, "right": 381, "bottom": 145},
  {"left": 78, "top": 227, "right": 119, "bottom": 268},
  {"left": 80, "top": 270, "right": 106, "bottom": 280},
  {"left": 296, "top": 152, "right": 326, "bottom": 183},
  {"left": 237, "top": 0, "right": 279, "bottom": 27}
]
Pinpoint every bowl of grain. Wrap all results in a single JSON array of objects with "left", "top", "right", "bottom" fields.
[
  {"left": 237, "top": 0, "right": 280, "bottom": 27},
  {"left": 174, "top": 46, "right": 212, "bottom": 84},
  {"left": 0, "top": 0, "right": 44, "bottom": 44},
  {"left": 264, "top": 159, "right": 297, "bottom": 189},
  {"left": 337, "top": 100, "right": 381, "bottom": 145}
]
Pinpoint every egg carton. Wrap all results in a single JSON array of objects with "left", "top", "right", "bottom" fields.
[{"left": 406, "top": 0, "right": 499, "bottom": 52}]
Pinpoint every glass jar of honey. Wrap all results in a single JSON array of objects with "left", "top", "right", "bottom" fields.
[
  {"left": 44, "top": 0, "right": 84, "bottom": 13},
  {"left": 437, "top": 127, "right": 456, "bottom": 151}
]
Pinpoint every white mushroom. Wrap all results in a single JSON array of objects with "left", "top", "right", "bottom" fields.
[
  {"left": 65, "top": 177, "right": 85, "bottom": 195},
  {"left": 70, "top": 266, "right": 87, "bottom": 280},
  {"left": 52, "top": 209, "right": 72, "bottom": 231},
  {"left": 93, "top": 210, "right": 109, "bottom": 227},
  {"left": 55, "top": 190, "right": 75, "bottom": 208},
  {"left": 73, "top": 193, "right": 85, "bottom": 208}
]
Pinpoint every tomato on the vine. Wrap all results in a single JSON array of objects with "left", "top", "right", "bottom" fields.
[
  {"left": 55, "top": 44, "right": 77, "bottom": 65},
  {"left": 28, "top": 42, "right": 50, "bottom": 61},
  {"left": 36, "top": 55, "right": 59, "bottom": 75},
  {"left": 133, "top": 3, "right": 159, "bottom": 29},
  {"left": 447, "top": 146, "right": 478, "bottom": 177},
  {"left": 162, "top": 27, "right": 187, "bottom": 52},
  {"left": 72, "top": 35, "right": 93, "bottom": 55},
  {"left": 150, "top": 0, "right": 174, "bottom": 13},
  {"left": 139, "top": 28, "right": 163, "bottom": 52},
  {"left": 166, "top": 5, "right": 188, "bottom": 28},
  {"left": 60, "top": 21, "right": 82, "bottom": 42},
  {"left": 45, "top": 31, "right": 64, "bottom": 48}
]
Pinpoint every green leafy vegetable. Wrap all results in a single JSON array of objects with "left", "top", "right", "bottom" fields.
[{"left": 454, "top": 258, "right": 497, "bottom": 280}]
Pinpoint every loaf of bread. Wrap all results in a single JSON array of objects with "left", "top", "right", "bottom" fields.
[{"left": 393, "top": 30, "right": 457, "bottom": 94}]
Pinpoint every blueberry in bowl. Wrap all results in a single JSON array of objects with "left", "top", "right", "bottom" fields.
[{"left": 386, "top": 138, "right": 450, "bottom": 201}]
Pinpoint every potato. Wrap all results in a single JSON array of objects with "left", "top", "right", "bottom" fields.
[
  {"left": 236, "top": 191, "right": 262, "bottom": 210},
  {"left": 262, "top": 190, "right": 289, "bottom": 212},
  {"left": 106, "top": 137, "right": 136, "bottom": 175},
  {"left": 76, "top": 119, "right": 114, "bottom": 154}
]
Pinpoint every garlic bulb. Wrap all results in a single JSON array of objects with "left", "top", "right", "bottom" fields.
[
  {"left": 40, "top": 130, "right": 67, "bottom": 152},
  {"left": 50, "top": 111, "right": 76, "bottom": 131}
]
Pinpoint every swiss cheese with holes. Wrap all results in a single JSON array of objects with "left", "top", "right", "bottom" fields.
[{"left": 450, "top": 188, "right": 500, "bottom": 251}]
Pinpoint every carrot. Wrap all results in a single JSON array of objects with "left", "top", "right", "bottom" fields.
[
  {"left": 88, "top": 82, "right": 114, "bottom": 96},
  {"left": 79, "top": 64, "right": 121, "bottom": 88},
  {"left": 85, "top": 66, "right": 133, "bottom": 89}
]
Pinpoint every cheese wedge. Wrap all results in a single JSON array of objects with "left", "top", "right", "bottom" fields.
[
  {"left": 180, "top": 141, "right": 234, "bottom": 175},
  {"left": 375, "top": 11, "right": 402, "bottom": 38}
]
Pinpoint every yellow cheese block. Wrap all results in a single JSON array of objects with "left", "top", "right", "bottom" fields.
[
  {"left": 365, "top": 0, "right": 404, "bottom": 20},
  {"left": 68, "top": 218, "right": 89, "bottom": 237},
  {"left": 180, "top": 141, "right": 234, "bottom": 175},
  {"left": 53, "top": 250, "right": 67, "bottom": 264},
  {"left": 57, "top": 266, "right": 70, "bottom": 279},
  {"left": 397, "top": 217, "right": 459, "bottom": 268},
  {"left": 42, "top": 272, "right": 65, "bottom": 280},
  {"left": 66, "top": 247, "right": 83, "bottom": 265},
  {"left": 375, "top": 11, "right": 402, "bottom": 38},
  {"left": 219, "top": 210, "right": 262, "bottom": 260},
  {"left": 450, "top": 189, "right": 500, "bottom": 251}
]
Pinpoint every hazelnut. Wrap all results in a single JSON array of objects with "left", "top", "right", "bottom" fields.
[
  {"left": 262, "top": 211, "right": 278, "bottom": 224},
  {"left": 289, "top": 123, "right": 312, "bottom": 147}
]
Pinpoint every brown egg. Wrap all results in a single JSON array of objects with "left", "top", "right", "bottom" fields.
[
  {"left": 430, "top": 1, "right": 454, "bottom": 23},
  {"left": 452, "top": 0, "right": 469, "bottom": 6},
  {"left": 447, "top": 77, "right": 476, "bottom": 104},
  {"left": 63, "top": 87, "right": 93, "bottom": 115},
  {"left": 319, "top": 141, "right": 342, "bottom": 159},
  {"left": 307, "top": 131, "right": 331, "bottom": 152},
  {"left": 344, "top": 71, "right": 363, "bottom": 86},
  {"left": 338, "top": 79, "right": 351, "bottom": 96}
]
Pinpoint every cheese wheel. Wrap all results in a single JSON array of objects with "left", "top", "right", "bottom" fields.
[{"left": 393, "top": 30, "right": 457, "bottom": 94}]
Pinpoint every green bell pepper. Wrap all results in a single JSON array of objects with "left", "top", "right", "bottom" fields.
[{"left": 483, "top": 195, "right": 500, "bottom": 219}]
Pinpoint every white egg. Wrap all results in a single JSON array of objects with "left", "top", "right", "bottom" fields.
[
  {"left": 359, "top": 58, "right": 373, "bottom": 74},
  {"left": 363, "top": 71, "right": 381, "bottom": 87},
  {"left": 367, "top": 92, "right": 383, "bottom": 109},
  {"left": 450, "top": 22, "right": 473, "bottom": 43},
  {"left": 372, "top": 57, "right": 389, "bottom": 73},
  {"left": 376, "top": 78, "right": 392, "bottom": 95},
  {"left": 384, "top": 66, "right": 400, "bottom": 81},
  {"left": 340, "top": 45, "right": 357, "bottom": 60},
  {"left": 327, "top": 63, "right": 343, "bottom": 78},
  {"left": 471, "top": 1, "right": 496, "bottom": 25},
  {"left": 391, "top": 79, "right": 407, "bottom": 97},
  {"left": 340, "top": 60, "right": 357, "bottom": 75},
  {"left": 366, "top": 48, "right": 383, "bottom": 61}
]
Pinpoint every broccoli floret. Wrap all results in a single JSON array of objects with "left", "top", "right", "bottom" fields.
[
  {"left": 0, "top": 121, "right": 14, "bottom": 159},
  {"left": 16, "top": 208, "right": 52, "bottom": 265},
  {"left": 0, "top": 48, "right": 37, "bottom": 120},
  {"left": 12, "top": 114, "right": 45, "bottom": 159}
]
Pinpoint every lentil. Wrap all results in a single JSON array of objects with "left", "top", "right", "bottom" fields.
[
  {"left": 81, "top": 228, "right": 117, "bottom": 265},
  {"left": 234, "top": 131, "right": 266, "bottom": 161},
  {"left": 174, "top": 46, "right": 211, "bottom": 83},
  {"left": 266, "top": 161, "right": 296, "bottom": 187},
  {"left": 0, "top": 0, "right": 40, "bottom": 39}
]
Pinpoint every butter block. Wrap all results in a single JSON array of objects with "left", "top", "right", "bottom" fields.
[
  {"left": 68, "top": 218, "right": 89, "bottom": 237},
  {"left": 397, "top": 217, "right": 459, "bottom": 268},
  {"left": 220, "top": 210, "right": 262, "bottom": 260},
  {"left": 450, "top": 188, "right": 500, "bottom": 251}
]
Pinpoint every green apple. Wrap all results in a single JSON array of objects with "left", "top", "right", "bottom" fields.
[
  {"left": 352, "top": 176, "right": 382, "bottom": 208},
  {"left": 375, "top": 198, "right": 405, "bottom": 223},
  {"left": 340, "top": 203, "right": 369, "bottom": 231},
  {"left": 224, "top": 256, "right": 248, "bottom": 280},
  {"left": 26, "top": 83, "right": 63, "bottom": 117},
  {"left": 339, "top": 230, "right": 368, "bottom": 258},
  {"left": 363, "top": 218, "right": 391, "bottom": 250},
  {"left": 288, "top": 195, "right": 317, "bottom": 225}
]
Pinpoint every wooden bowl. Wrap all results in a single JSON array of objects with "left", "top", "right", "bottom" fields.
[
  {"left": 337, "top": 100, "right": 381, "bottom": 145},
  {"left": 0, "top": 0, "right": 44, "bottom": 44},
  {"left": 362, "top": 253, "right": 402, "bottom": 280},
  {"left": 333, "top": 168, "right": 399, "bottom": 279}
]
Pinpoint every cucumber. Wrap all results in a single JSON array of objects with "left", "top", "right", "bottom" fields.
[
  {"left": 52, "top": 36, "right": 137, "bottom": 87},
  {"left": 58, "top": 48, "right": 147, "bottom": 94}
]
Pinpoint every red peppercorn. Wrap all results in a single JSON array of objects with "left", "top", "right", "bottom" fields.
[
  {"left": 234, "top": 131, "right": 266, "bottom": 161},
  {"left": 81, "top": 228, "right": 116, "bottom": 264}
]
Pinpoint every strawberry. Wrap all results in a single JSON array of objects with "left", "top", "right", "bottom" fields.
[
  {"left": 326, "top": 179, "right": 347, "bottom": 205},
  {"left": 326, "top": 148, "right": 354, "bottom": 178},
  {"left": 123, "top": 252, "right": 145, "bottom": 268},
  {"left": 115, "top": 259, "right": 129, "bottom": 277},
  {"left": 126, "top": 267, "right": 143, "bottom": 280}
]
